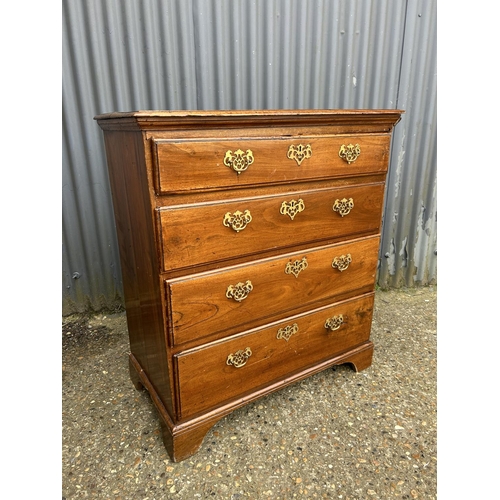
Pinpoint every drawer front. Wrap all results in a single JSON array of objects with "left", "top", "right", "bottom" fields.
[
  {"left": 167, "top": 236, "right": 380, "bottom": 345},
  {"left": 158, "top": 183, "right": 384, "bottom": 271},
  {"left": 152, "top": 135, "right": 390, "bottom": 193},
  {"left": 175, "top": 293, "right": 374, "bottom": 417}
]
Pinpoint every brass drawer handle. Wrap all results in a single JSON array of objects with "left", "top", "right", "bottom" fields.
[
  {"left": 332, "top": 198, "right": 354, "bottom": 217},
  {"left": 324, "top": 315, "right": 344, "bottom": 331},
  {"left": 226, "top": 280, "right": 253, "bottom": 302},
  {"left": 287, "top": 144, "right": 312, "bottom": 165},
  {"left": 223, "top": 210, "right": 252, "bottom": 232},
  {"left": 224, "top": 149, "right": 254, "bottom": 174},
  {"left": 339, "top": 143, "right": 361, "bottom": 164},
  {"left": 284, "top": 256, "right": 308, "bottom": 278},
  {"left": 277, "top": 323, "right": 299, "bottom": 342},
  {"left": 280, "top": 198, "right": 305, "bottom": 220},
  {"left": 332, "top": 254, "right": 352, "bottom": 272},
  {"left": 227, "top": 347, "right": 252, "bottom": 368}
]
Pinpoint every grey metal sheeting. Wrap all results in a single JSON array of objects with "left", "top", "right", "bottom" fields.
[{"left": 62, "top": 0, "right": 436, "bottom": 315}]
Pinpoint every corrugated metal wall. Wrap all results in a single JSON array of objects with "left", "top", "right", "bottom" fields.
[{"left": 62, "top": 0, "right": 437, "bottom": 315}]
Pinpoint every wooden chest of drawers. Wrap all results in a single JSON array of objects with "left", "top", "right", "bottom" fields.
[{"left": 95, "top": 109, "right": 403, "bottom": 462}]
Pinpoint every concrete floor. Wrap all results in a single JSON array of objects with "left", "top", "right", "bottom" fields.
[{"left": 62, "top": 287, "right": 437, "bottom": 499}]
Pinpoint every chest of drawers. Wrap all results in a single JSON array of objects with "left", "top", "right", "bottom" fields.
[{"left": 95, "top": 109, "right": 403, "bottom": 462}]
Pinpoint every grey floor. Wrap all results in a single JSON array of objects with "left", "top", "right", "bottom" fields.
[{"left": 62, "top": 287, "right": 437, "bottom": 499}]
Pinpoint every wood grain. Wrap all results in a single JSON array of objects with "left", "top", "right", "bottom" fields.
[
  {"left": 175, "top": 293, "right": 374, "bottom": 418},
  {"left": 158, "top": 183, "right": 385, "bottom": 271},
  {"left": 153, "top": 134, "right": 390, "bottom": 194},
  {"left": 167, "top": 236, "right": 380, "bottom": 345},
  {"left": 95, "top": 109, "right": 403, "bottom": 461},
  {"left": 101, "top": 130, "right": 174, "bottom": 415}
]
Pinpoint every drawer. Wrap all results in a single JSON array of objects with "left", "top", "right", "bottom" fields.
[
  {"left": 152, "top": 134, "right": 390, "bottom": 193},
  {"left": 166, "top": 236, "right": 380, "bottom": 345},
  {"left": 175, "top": 293, "right": 374, "bottom": 418},
  {"left": 158, "top": 182, "right": 384, "bottom": 271}
]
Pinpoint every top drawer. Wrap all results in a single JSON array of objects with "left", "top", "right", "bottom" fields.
[{"left": 152, "top": 134, "right": 390, "bottom": 193}]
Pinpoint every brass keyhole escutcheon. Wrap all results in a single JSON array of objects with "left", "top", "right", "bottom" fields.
[
  {"left": 284, "top": 257, "right": 308, "bottom": 278},
  {"left": 287, "top": 144, "right": 312, "bottom": 166},
  {"left": 277, "top": 323, "right": 299, "bottom": 342},
  {"left": 280, "top": 198, "right": 305, "bottom": 220}
]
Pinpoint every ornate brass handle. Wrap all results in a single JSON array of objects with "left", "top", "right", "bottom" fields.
[
  {"left": 226, "top": 280, "right": 253, "bottom": 302},
  {"left": 280, "top": 198, "right": 305, "bottom": 220},
  {"left": 339, "top": 144, "right": 361, "bottom": 164},
  {"left": 332, "top": 198, "right": 354, "bottom": 217},
  {"left": 332, "top": 254, "right": 352, "bottom": 272},
  {"left": 277, "top": 323, "right": 299, "bottom": 342},
  {"left": 226, "top": 347, "right": 252, "bottom": 368},
  {"left": 324, "top": 315, "right": 344, "bottom": 331},
  {"left": 287, "top": 144, "right": 312, "bottom": 165},
  {"left": 224, "top": 149, "right": 254, "bottom": 174},
  {"left": 223, "top": 210, "right": 252, "bottom": 232},
  {"left": 284, "top": 257, "right": 308, "bottom": 278}
]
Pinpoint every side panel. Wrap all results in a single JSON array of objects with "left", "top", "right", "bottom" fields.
[{"left": 102, "top": 130, "right": 174, "bottom": 416}]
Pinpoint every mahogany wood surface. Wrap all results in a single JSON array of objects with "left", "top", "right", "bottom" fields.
[
  {"left": 158, "top": 183, "right": 385, "bottom": 271},
  {"left": 101, "top": 130, "right": 174, "bottom": 415},
  {"left": 130, "top": 339, "right": 374, "bottom": 462},
  {"left": 95, "top": 109, "right": 403, "bottom": 461},
  {"left": 153, "top": 134, "right": 390, "bottom": 194},
  {"left": 95, "top": 109, "right": 403, "bottom": 132},
  {"left": 167, "top": 236, "right": 380, "bottom": 346},
  {"left": 175, "top": 293, "right": 374, "bottom": 418}
]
